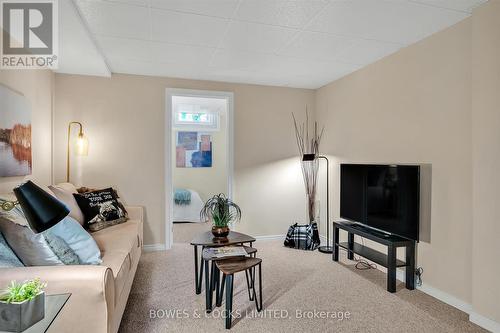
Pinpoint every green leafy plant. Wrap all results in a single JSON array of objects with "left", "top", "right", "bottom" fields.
[
  {"left": 201, "top": 193, "right": 241, "bottom": 228},
  {"left": 0, "top": 279, "right": 46, "bottom": 303}
]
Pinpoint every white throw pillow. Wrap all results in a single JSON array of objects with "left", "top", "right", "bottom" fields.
[{"left": 49, "top": 184, "right": 85, "bottom": 225}]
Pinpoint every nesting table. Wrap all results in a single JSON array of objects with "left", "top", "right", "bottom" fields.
[{"left": 190, "top": 231, "right": 256, "bottom": 294}]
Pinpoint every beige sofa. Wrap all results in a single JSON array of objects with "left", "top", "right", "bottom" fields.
[{"left": 0, "top": 206, "right": 143, "bottom": 333}]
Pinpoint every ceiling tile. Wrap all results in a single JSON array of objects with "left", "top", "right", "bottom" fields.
[
  {"left": 76, "top": 0, "right": 150, "bottom": 39},
  {"left": 220, "top": 21, "right": 297, "bottom": 53},
  {"left": 234, "top": 0, "right": 286, "bottom": 25},
  {"left": 235, "top": 0, "right": 329, "bottom": 28},
  {"left": 409, "top": 0, "right": 488, "bottom": 13},
  {"left": 279, "top": 31, "right": 356, "bottom": 62},
  {"left": 151, "top": 8, "right": 229, "bottom": 47},
  {"left": 109, "top": 57, "right": 210, "bottom": 79},
  {"left": 150, "top": 0, "right": 240, "bottom": 18},
  {"left": 335, "top": 39, "right": 403, "bottom": 65},
  {"left": 210, "top": 49, "right": 273, "bottom": 71},
  {"left": 306, "top": 0, "right": 468, "bottom": 44},
  {"left": 102, "top": 0, "right": 149, "bottom": 6},
  {"left": 96, "top": 36, "right": 153, "bottom": 62},
  {"left": 150, "top": 42, "right": 216, "bottom": 65},
  {"left": 276, "top": 0, "right": 330, "bottom": 28}
]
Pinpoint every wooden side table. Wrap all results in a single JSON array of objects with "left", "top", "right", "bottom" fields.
[
  {"left": 190, "top": 231, "right": 256, "bottom": 294},
  {"left": 202, "top": 245, "right": 257, "bottom": 312}
]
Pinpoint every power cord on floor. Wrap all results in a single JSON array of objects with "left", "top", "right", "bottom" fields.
[
  {"left": 338, "top": 236, "right": 377, "bottom": 270},
  {"left": 354, "top": 237, "right": 377, "bottom": 270}
]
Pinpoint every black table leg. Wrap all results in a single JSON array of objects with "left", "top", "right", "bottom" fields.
[
  {"left": 225, "top": 274, "right": 234, "bottom": 329},
  {"left": 406, "top": 241, "right": 415, "bottom": 290},
  {"left": 205, "top": 259, "right": 211, "bottom": 312},
  {"left": 333, "top": 226, "right": 339, "bottom": 261},
  {"left": 214, "top": 265, "right": 220, "bottom": 306},
  {"left": 387, "top": 245, "right": 397, "bottom": 292},
  {"left": 217, "top": 273, "right": 225, "bottom": 307},
  {"left": 347, "top": 232, "right": 354, "bottom": 260},
  {"left": 194, "top": 245, "right": 203, "bottom": 294}
]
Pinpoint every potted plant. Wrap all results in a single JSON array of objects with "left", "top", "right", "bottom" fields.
[
  {"left": 0, "top": 279, "right": 46, "bottom": 332},
  {"left": 201, "top": 193, "right": 241, "bottom": 238}
]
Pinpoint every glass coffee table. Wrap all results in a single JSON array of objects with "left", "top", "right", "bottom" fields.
[
  {"left": 191, "top": 231, "right": 256, "bottom": 294},
  {"left": 24, "top": 293, "right": 71, "bottom": 333}
]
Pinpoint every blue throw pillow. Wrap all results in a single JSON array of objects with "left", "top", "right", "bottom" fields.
[
  {"left": 0, "top": 232, "right": 23, "bottom": 268},
  {"left": 47, "top": 216, "right": 102, "bottom": 265},
  {"left": 43, "top": 232, "right": 81, "bottom": 265}
]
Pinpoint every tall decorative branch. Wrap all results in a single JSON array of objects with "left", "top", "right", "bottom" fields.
[{"left": 292, "top": 109, "right": 324, "bottom": 224}]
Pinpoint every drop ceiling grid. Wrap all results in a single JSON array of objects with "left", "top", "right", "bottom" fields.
[{"left": 71, "top": 0, "right": 485, "bottom": 88}]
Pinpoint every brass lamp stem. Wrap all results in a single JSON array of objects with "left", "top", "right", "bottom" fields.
[{"left": 67, "top": 122, "right": 83, "bottom": 183}]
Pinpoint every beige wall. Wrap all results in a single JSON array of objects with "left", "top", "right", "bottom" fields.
[
  {"left": 316, "top": 2, "right": 500, "bottom": 326},
  {"left": 172, "top": 113, "right": 228, "bottom": 201},
  {"left": 53, "top": 73, "right": 315, "bottom": 245},
  {"left": 471, "top": 1, "right": 500, "bottom": 325},
  {"left": 316, "top": 18, "right": 473, "bottom": 303},
  {"left": 0, "top": 70, "right": 54, "bottom": 193}
]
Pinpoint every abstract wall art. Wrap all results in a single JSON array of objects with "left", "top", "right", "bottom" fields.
[
  {"left": 0, "top": 84, "right": 32, "bottom": 177},
  {"left": 176, "top": 131, "right": 212, "bottom": 168}
]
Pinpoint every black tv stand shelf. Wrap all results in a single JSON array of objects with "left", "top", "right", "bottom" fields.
[{"left": 333, "top": 221, "right": 416, "bottom": 292}]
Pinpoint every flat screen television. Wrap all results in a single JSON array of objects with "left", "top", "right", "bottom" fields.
[{"left": 340, "top": 164, "right": 420, "bottom": 241}]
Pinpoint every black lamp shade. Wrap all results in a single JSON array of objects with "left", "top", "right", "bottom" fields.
[
  {"left": 302, "top": 153, "right": 316, "bottom": 161},
  {"left": 13, "top": 181, "right": 70, "bottom": 233}
]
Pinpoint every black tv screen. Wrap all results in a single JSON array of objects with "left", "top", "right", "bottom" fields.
[{"left": 340, "top": 164, "right": 420, "bottom": 241}]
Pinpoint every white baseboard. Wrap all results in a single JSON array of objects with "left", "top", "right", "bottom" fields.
[
  {"left": 470, "top": 312, "right": 500, "bottom": 333},
  {"left": 352, "top": 256, "right": 497, "bottom": 331},
  {"left": 143, "top": 243, "right": 167, "bottom": 252},
  {"left": 254, "top": 234, "right": 284, "bottom": 241},
  {"left": 394, "top": 265, "right": 499, "bottom": 331}
]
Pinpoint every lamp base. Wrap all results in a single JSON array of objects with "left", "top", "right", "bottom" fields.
[{"left": 318, "top": 246, "right": 334, "bottom": 254}]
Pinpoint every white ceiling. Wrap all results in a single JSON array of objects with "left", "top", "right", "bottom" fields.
[{"left": 58, "top": 0, "right": 487, "bottom": 89}]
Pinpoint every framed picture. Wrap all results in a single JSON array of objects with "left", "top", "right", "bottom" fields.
[
  {"left": 0, "top": 84, "right": 32, "bottom": 177},
  {"left": 176, "top": 131, "right": 212, "bottom": 168}
]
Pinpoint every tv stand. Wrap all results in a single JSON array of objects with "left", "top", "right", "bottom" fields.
[{"left": 332, "top": 221, "right": 416, "bottom": 293}]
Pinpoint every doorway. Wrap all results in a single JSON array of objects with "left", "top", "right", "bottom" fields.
[{"left": 165, "top": 89, "right": 234, "bottom": 249}]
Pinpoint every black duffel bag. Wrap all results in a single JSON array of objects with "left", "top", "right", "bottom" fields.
[{"left": 284, "top": 222, "right": 320, "bottom": 250}]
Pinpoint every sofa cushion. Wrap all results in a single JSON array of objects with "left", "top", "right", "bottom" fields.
[
  {"left": 0, "top": 233, "right": 23, "bottom": 268},
  {"left": 43, "top": 232, "right": 80, "bottom": 265},
  {"left": 49, "top": 184, "right": 85, "bottom": 225},
  {"left": 47, "top": 216, "right": 102, "bottom": 265},
  {"left": 0, "top": 215, "right": 63, "bottom": 266},
  {"left": 73, "top": 188, "right": 128, "bottom": 232},
  {"left": 92, "top": 219, "right": 141, "bottom": 298}
]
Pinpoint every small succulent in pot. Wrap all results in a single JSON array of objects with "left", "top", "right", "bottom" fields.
[
  {"left": 0, "top": 278, "right": 46, "bottom": 332},
  {"left": 201, "top": 193, "right": 241, "bottom": 238}
]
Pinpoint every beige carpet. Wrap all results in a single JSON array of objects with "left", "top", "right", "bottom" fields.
[{"left": 120, "top": 232, "right": 485, "bottom": 333}]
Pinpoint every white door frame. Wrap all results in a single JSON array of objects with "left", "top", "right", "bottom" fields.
[{"left": 165, "top": 88, "right": 234, "bottom": 250}]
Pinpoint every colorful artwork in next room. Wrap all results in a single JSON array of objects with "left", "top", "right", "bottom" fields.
[
  {"left": 176, "top": 131, "right": 212, "bottom": 168},
  {"left": 0, "top": 85, "right": 32, "bottom": 177}
]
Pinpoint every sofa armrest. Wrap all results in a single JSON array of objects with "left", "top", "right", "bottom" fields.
[
  {"left": 0, "top": 265, "right": 115, "bottom": 333},
  {"left": 125, "top": 206, "right": 143, "bottom": 222}
]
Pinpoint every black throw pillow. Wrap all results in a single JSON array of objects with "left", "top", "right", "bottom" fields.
[{"left": 73, "top": 188, "right": 128, "bottom": 232}]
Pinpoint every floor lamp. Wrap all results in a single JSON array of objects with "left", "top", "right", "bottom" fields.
[{"left": 302, "top": 153, "right": 332, "bottom": 254}]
